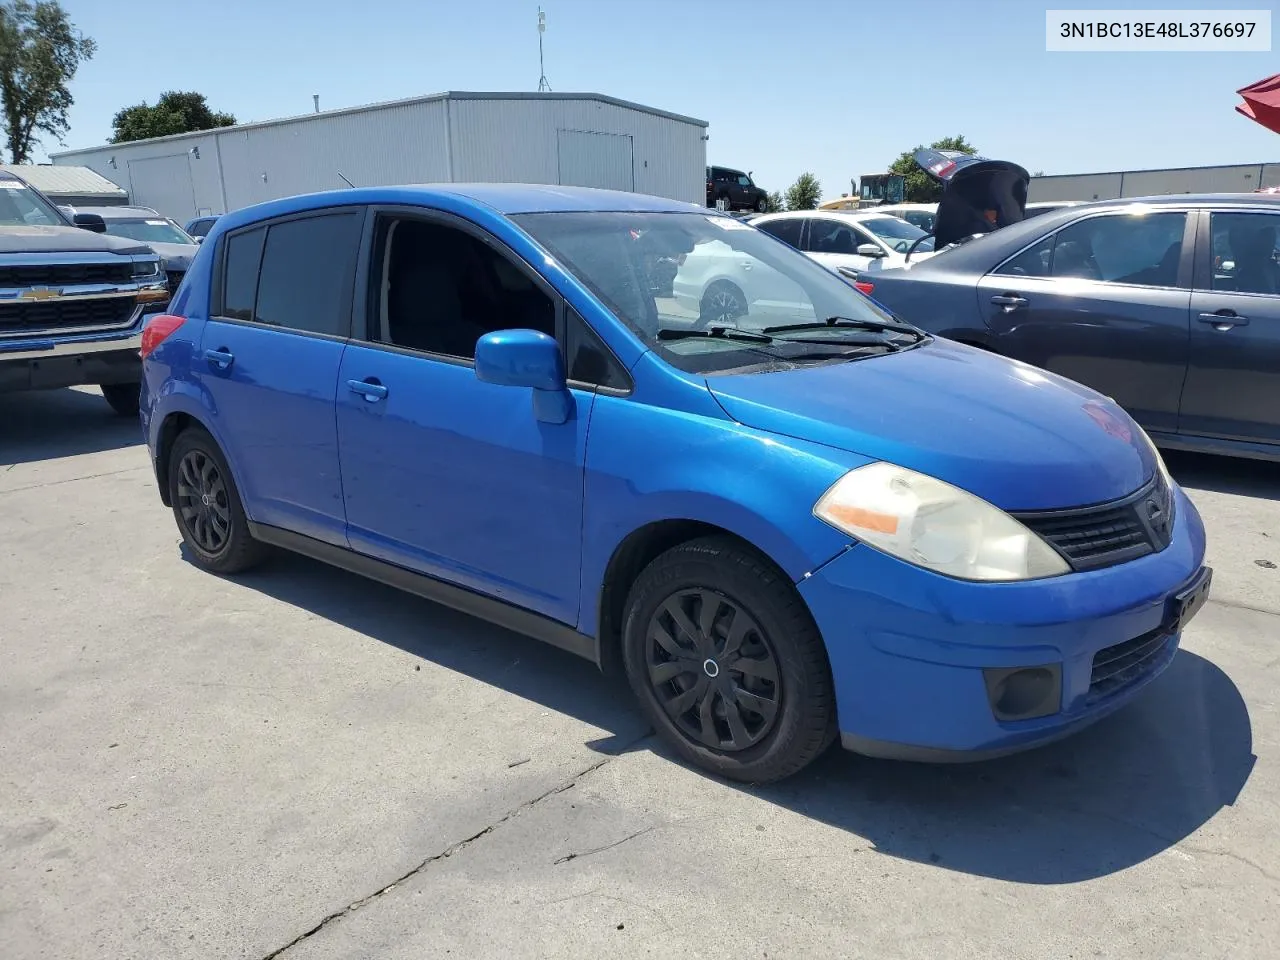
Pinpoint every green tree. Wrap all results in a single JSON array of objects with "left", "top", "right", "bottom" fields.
[
  {"left": 887, "top": 135, "right": 978, "bottom": 203},
  {"left": 111, "top": 91, "right": 235, "bottom": 143},
  {"left": 784, "top": 173, "right": 821, "bottom": 211},
  {"left": 0, "top": 1, "right": 95, "bottom": 163},
  {"left": 763, "top": 189, "right": 785, "bottom": 213}
]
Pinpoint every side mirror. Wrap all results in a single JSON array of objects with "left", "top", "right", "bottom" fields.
[
  {"left": 856, "top": 243, "right": 885, "bottom": 258},
  {"left": 474, "top": 329, "right": 572, "bottom": 424},
  {"left": 194, "top": 235, "right": 204, "bottom": 244},
  {"left": 72, "top": 213, "right": 107, "bottom": 233}
]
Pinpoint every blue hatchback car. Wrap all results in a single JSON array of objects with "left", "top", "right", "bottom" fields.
[{"left": 140, "top": 184, "right": 1210, "bottom": 783}]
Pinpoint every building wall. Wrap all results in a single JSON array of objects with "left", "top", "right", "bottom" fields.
[
  {"left": 448, "top": 98, "right": 705, "bottom": 203},
  {"left": 1029, "top": 162, "right": 1280, "bottom": 202},
  {"left": 51, "top": 94, "right": 706, "bottom": 223}
]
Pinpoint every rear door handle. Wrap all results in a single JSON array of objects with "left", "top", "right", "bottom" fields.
[
  {"left": 1198, "top": 311, "right": 1249, "bottom": 329},
  {"left": 204, "top": 348, "right": 234, "bottom": 370},
  {"left": 991, "top": 294, "right": 1027, "bottom": 310},
  {"left": 347, "top": 378, "right": 388, "bottom": 402}
]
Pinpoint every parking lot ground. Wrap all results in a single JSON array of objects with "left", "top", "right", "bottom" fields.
[{"left": 2, "top": 387, "right": 1278, "bottom": 960}]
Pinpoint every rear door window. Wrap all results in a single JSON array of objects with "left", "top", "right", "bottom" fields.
[
  {"left": 1208, "top": 211, "right": 1280, "bottom": 295},
  {"left": 254, "top": 212, "right": 363, "bottom": 336},
  {"left": 756, "top": 217, "right": 804, "bottom": 248}
]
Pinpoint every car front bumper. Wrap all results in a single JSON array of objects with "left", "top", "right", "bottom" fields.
[{"left": 798, "top": 485, "right": 1208, "bottom": 760}]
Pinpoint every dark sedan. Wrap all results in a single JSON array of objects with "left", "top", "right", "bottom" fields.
[{"left": 857, "top": 194, "right": 1280, "bottom": 462}]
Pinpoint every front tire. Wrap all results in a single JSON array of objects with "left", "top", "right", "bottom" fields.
[
  {"left": 755, "top": 195, "right": 767, "bottom": 213},
  {"left": 101, "top": 382, "right": 141, "bottom": 417},
  {"left": 167, "top": 427, "right": 267, "bottom": 575},
  {"left": 621, "top": 537, "right": 837, "bottom": 783}
]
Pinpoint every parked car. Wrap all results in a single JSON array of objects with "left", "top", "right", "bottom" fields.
[
  {"left": 873, "top": 203, "right": 938, "bottom": 232},
  {"left": 706, "top": 166, "right": 768, "bottom": 213},
  {"left": 0, "top": 171, "right": 168, "bottom": 414},
  {"left": 750, "top": 210, "right": 936, "bottom": 277},
  {"left": 74, "top": 206, "right": 199, "bottom": 295},
  {"left": 140, "top": 184, "right": 1209, "bottom": 783},
  {"left": 856, "top": 193, "right": 1280, "bottom": 461},
  {"left": 183, "top": 215, "right": 219, "bottom": 240}
]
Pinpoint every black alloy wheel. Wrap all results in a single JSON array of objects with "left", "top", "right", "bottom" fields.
[
  {"left": 176, "top": 448, "right": 231, "bottom": 555},
  {"left": 645, "top": 588, "right": 781, "bottom": 752}
]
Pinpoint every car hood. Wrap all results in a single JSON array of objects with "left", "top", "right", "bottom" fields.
[
  {"left": 706, "top": 339, "right": 1155, "bottom": 511},
  {"left": 0, "top": 225, "right": 149, "bottom": 256},
  {"left": 145, "top": 241, "right": 198, "bottom": 267}
]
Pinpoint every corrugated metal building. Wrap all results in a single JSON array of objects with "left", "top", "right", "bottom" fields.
[
  {"left": 1, "top": 164, "right": 129, "bottom": 205},
  {"left": 1029, "top": 161, "right": 1280, "bottom": 202},
  {"left": 49, "top": 91, "right": 709, "bottom": 223}
]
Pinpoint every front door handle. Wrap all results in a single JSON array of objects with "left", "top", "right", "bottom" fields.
[
  {"left": 1198, "top": 311, "right": 1249, "bottom": 329},
  {"left": 347, "top": 378, "right": 388, "bottom": 402},
  {"left": 204, "top": 348, "right": 234, "bottom": 370},
  {"left": 991, "top": 294, "right": 1028, "bottom": 310}
]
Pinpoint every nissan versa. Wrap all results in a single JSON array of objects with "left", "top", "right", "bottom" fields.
[{"left": 139, "top": 185, "right": 1210, "bottom": 783}]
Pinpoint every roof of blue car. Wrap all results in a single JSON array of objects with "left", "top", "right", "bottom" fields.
[{"left": 214, "top": 183, "right": 704, "bottom": 233}]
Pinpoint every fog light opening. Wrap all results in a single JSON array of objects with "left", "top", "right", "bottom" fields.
[{"left": 983, "top": 664, "right": 1062, "bottom": 722}]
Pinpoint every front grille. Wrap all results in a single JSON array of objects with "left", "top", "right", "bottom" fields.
[
  {"left": 1088, "top": 626, "right": 1174, "bottom": 702},
  {"left": 1014, "top": 471, "right": 1174, "bottom": 572},
  {"left": 165, "top": 269, "right": 184, "bottom": 294},
  {"left": 0, "top": 262, "right": 133, "bottom": 287},
  {"left": 0, "top": 296, "right": 136, "bottom": 335}
]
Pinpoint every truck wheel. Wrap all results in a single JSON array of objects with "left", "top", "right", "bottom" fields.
[
  {"left": 168, "top": 427, "right": 267, "bottom": 575},
  {"left": 621, "top": 536, "right": 837, "bottom": 783},
  {"left": 755, "top": 195, "right": 768, "bottom": 212},
  {"left": 101, "top": 383, "right": 141, "bottom": 417}
]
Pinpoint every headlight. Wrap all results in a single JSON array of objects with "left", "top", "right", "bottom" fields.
[
  {"left": 133, "top": 258, "right": 161, "bottom": 278},
  {"left": 1135, "top": 423, "right": 1172, "bottom": 486},
  {"left": 814, "top": 462, "right": 1070, "bottom": 582}
]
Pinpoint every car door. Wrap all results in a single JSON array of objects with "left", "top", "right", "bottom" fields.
[
  {"left": 1178, "top": 208, "right": 1280, "bottom": 445},
  {"left": 974, "top": 209, "right": 1194, "bottom": 434},
  {"left": 804, "top": 217, "right": 877, "bottom": 274},
  {"left": 335, "top": 208, "right": 608, "bottom": 624},
  {"left": 198, "top": 208, "right": 363, "bottom": 545}
]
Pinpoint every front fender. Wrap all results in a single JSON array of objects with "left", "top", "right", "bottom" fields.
[{"left": 578, "top": 382, "right": 869, "bottom": 636}]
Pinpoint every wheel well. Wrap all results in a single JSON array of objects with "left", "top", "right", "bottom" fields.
[
  {"left": 595, "top": 520, "right": 782, "bottom": 676},
  {"left": 155, "top": 412, "right": 198, "bottom": 506}
]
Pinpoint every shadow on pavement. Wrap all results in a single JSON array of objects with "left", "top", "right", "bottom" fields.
[
  {"left": 232, "top": 549, "right": 1256, "bottom": 885},
  {"left": 0, "top": 388, "right": 142, "bottom": 465},
  {"left": 1166, "top": 448, "right": 1280, "bottom": 502}
]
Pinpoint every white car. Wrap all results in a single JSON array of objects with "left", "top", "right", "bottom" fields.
[
  {"left": 749, "top": 210, "right": 937, "bottom": 277},
  {"left": 671, "top": 236, "right": 817, "bottom": 329}
]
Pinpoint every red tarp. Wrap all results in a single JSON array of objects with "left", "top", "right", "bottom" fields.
[{"left": 1236, "top": 73, "right": 1280, "bottom": 135}]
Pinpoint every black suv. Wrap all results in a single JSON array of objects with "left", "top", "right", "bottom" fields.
[{"left": 706, "top": 166, "right": 768, "bottom": 212}]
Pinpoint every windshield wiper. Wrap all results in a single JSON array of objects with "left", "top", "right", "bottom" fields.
[
  {"left": 762, "top": 316, "right": 923, "bottom": 337},
  {"left": 657, "top": 325, "right": 774, "bottom": 343}
]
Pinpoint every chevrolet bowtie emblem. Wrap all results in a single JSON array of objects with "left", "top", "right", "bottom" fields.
[{"left": 20, "top": 287, "right": 63, "bottom": 301}]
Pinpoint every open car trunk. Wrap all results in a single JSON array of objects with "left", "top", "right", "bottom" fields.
[{"left": 915, "top": 148, "right": 1030, "bottom": 248}]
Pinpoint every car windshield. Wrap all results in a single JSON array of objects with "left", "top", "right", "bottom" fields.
[
  {"left": 861, "top": 216, "right": 935, "bottom": 252},
  {"left": 514, "top": 211, "right": 923, "bottom": 375},
  {"left": 103, "top": 218, "right": 193, "bottom": 245},
  {"left": 0, "top": 178, "right": 67, "bottom": 227}
]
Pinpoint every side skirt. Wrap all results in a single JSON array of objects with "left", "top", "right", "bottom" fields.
[{"left": 248, "top": 522, "right": 600, "bottom": 666}]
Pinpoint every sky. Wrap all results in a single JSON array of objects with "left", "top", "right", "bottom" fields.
[{"left": 45, "top": 0, "right": 1280, "bottom": 202}]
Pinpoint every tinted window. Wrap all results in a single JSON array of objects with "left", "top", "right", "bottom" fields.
[
  {"left": 756, "top": 218, "right": 804, "bottom": 248},
  {"left": 220, "top": 226, "right": 265, "bottom": 321},
  {"left": 996, "top": 234, "right": 1055, "bottom": 277},
  {"left": 1209, "top": 212, "right": 1280, "bottom": 295},
  {"left": 1049, "top": 212, "right": 1186, "bottom": 287},
  {"left": 807, "top": 220, "right": 863, "bottom": 255},
  {"left": 566, "top": 307, "right": 629, "bottom": 389},
  {"left": 255, "top": 213, "right": 362, "bottom": 336},
  {"left": 374, "top": 218, "right": 555, "bottom": 360},
  {"left": 188, "top": 218, "right": 215, "bottom": 238}
]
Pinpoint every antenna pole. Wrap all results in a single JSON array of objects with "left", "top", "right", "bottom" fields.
[{"left": 537, "top": 8, "right": 551, "bottom": 92}]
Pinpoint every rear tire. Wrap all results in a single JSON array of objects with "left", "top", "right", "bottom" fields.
[
  {"left": 697, "top": 280, "right": 747, "bottom": 329},
  {"left": 168, "top": 427, "right": 267, "bottom": 575},
  {"left": 621, "top": 536, "right": 837, "bottom": 783},
  {"left": 101, "top": 382, "right": 141, "bottom": 417}
]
